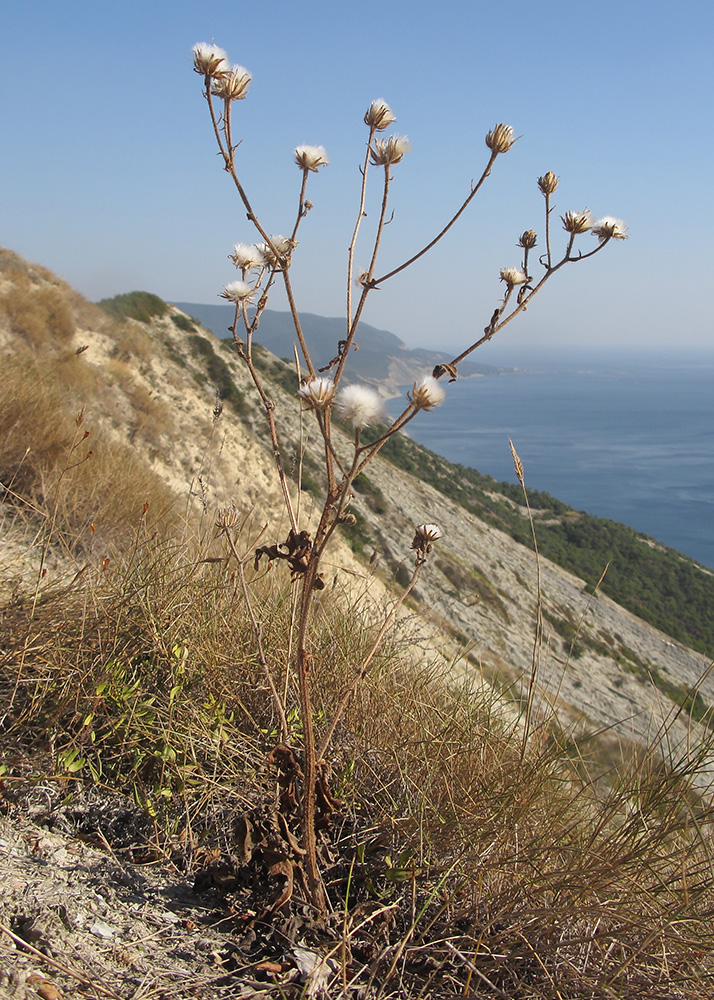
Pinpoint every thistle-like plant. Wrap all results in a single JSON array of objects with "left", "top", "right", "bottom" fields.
[{"left": 192, "top": 41, "right": 626, "bottom": 914}]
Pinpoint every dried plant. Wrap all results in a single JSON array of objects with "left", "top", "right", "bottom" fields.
[{"left": 193, "top": 41, "right": 627, "bottom": 914}]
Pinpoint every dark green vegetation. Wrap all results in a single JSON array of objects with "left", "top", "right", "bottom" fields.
[
  {"left": 171, "top": 312, "right": 198, "bottom": 333},
  {"left": 97, "top": 290, "right": 169, "bottom": 324},
  {"left": 187, "top": 334, "right": 246, "bottom": 414},
  {"left": 364, "top": 425, "right": 714, "bottom": 658}
]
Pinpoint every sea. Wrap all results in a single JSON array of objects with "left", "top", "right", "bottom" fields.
[{"left": 389, "top": 349, "right": 714, "bottom": 571}]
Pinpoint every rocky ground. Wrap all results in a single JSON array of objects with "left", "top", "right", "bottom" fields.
[{"left": 0, "top": 781, "right": 361, "bottom": 1000}]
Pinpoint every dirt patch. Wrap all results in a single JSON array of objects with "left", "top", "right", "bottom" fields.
[{"left": 0, "top": 782, "right": 353, "bottom": 999}]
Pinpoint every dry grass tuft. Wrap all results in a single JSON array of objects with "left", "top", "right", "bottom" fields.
[
  {"left": 0, "top": 269, "right": 75, "bottom": 348},
  {"left": 0, "top": 353, "right": 179, "bottom": 550}
]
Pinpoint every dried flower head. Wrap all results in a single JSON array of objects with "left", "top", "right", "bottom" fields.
[
  {"left": 591, "top": 216, "right": 629, "bottom": 242},
  {"left": 221, "top": 280, "right": 255, "bottom": 304},
  {"left": 192, "top": 42, "right": 229, "bottom": 77},
  {"left": 537, "top": 171, "right": 559, "bottom": 196},
  {"left": 211, "top": 64, "right": 252, "bottom": 101},
  {"left": 364, "top": 99, "right": 396, "bottom": 131},
  {"left": 411, "top": 522, "right": 443, "bottom": 557},
  {"left": 410, "top": 375, "right": 446, "bottom": 410},
  {"left": 297, "top": 377, "right": 336, "bottom": 410},
  {"left": 229, "top": 243, "right": 265, "bottom": 270},
  {"left": 485, "top": 124, "right": 516, "bottom": 154},
  {"left": 561, "top": 209, "right": 595, "bottom": 234},
  {"left": 294, "top": 145, "right": 329, "bottom": 172},
  {"left": 334, "top": 384, "right": 384, "bottom": 429},
  {"left": 216, "top": 504, "right": 242, "bottom": 530},
  {"left": 518, "top": 230, "right": 538, "bottom": 250},
  {"left": 500, "top": 267, "right": 528, "bottom": 286},
  {"left": 370, "top": 135, "right": 412, "bottom": 166},
  {"left": 258, "top": 235, "right": 297, "bottom": 268}
]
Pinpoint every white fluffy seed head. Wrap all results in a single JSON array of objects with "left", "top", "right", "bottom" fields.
[
  {"left": 334, "top": 384, "right": 384, "bottom": 429},
  {"left": 411, "top": 375, "right": 446, "bottom": 410},
  {"left": 211, "top": 64, "right": 252, "bottom": 100},
  {"left": 192, "top": 43, "right": 229, "bottom": 77},
  {"left": 229, "top": 243, "right": 265, "bottom": 270},
  {"left": 297, "top": 377, "right": 336, "bottom": 410},
  {"left": 221, "top": 280, "right": 255, "bottom": 304},
  {"left": 258, "top": 235, "right": 297, "bottom": 268},
  {"left": 500, "top": 267, "right": 528, "bottom": 286},
  {"left": 294, "top": 145, "right": 329, "bottom": 172},
  {"left": 592, "top": 217, "right": 629, "bottom": 242},
  {"left": 364, "top": 99, "right": 396, "bottom": 131},
  {"left": 370, "top": 135, "right": 412, "bottom": 166},
  {"left": 411, "top": 523, "right": 444, "bottom": 554},
  {"left": 561, "top": 209, "right": 595, "bottom": 234}
]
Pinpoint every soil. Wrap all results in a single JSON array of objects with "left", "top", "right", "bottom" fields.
[
  {"left": 0, "top": 781, "right": 352, "bottom": 1000},
  {"left": 0, "top": 775, "right": 435, "bottom": 1000}
]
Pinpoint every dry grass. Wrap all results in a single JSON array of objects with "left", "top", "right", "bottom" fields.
[
  {"left": 0, "top": 352, "right": 179, "bottom": 552},
  {"left": 1, "top": 523, "right": 713, "bottom": 997},
  {"left": 127, "top": 382, "right": 175, "bottom": 443},
  {"left": 0, "top": 270, "right": 75, "bottom": 348}
]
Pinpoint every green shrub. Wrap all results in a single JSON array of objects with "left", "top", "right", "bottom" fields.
[
  {"left": 171, "top": 313, "right": 197, "bottom": 333},
  {"left": 98, "top": 291, "right": 169, "bottom": 324},
  {"left": 187, "top": 334, "right": 246, "bottom": 414},
  {"left": 353, "top": 473, "right": 387, "bottom": 514}
]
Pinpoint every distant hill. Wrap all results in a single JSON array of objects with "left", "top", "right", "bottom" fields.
[{"left": 172, "top": 303, "right": 503, "bottom": 391}]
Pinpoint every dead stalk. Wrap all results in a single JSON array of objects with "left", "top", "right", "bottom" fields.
[{"left": 194, "top": 48, "right": 627, "bottom": 913}]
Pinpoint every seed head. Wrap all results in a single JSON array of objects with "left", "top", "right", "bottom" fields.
[
  {"left": 410, "top": 375, "right": 446, "bottom": 410},
  {"left": 561, "top": 209, "right": 595, "bottom": 234},
  {"left": 591, "top": 216, "right": 629, "bottom": 242},
  {"left": 518, "top": 230, "right": 538, "bottom": 250},
  {"left": 216, "top": 504, "right": 242, "bottom": 531},
  {"left": 192, "top": 42, "right": 229, "bottom": 77},
  {"left": 370, "top": 135, "right": 412, "bottom": 166},
  {"left": 364, "top": 99, "right": 396, "bottom": 131},
  {"left": 485, "top": 124, "right": 516, "bottom": 154},
  {"left": 297, "top": 377, "right": 336, "bottom": 410},
  {"left": 294, "top": 144, "right": 329, "bottom": 172},
  {"left": 211, "top": 64, "right": 252, "bottom": 101},
  {"left": 537, "top": 171, "right": 559, "bottom": 196},
  {"left": 230, "top": 243, "right": 265, "bottom": 270},
  {"left": 221, "top": 280, "right": 255, "bottom": 304},
  {"left": 258, "top": 235, "right": 297, "bottom": 268},
  {"left": 500, "top": 267, "right": 528, "bottom": 287},
  {"left": 411, "top": 523, "right": 443, "bottom": 557},
  {"left": 334, "top": 384, "right": 384, "bottom": 429}
]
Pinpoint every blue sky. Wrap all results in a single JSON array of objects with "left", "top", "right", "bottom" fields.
[{"left": 2, "top": 0, "right": 713, "bottom": 360}]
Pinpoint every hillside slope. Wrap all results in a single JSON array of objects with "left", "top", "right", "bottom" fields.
[
  {"left": 1, "top": 251, "right": 712, "bottom": 766},
  {"left": 3, "top": 251, "right": 714, "bottom": 998}
]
